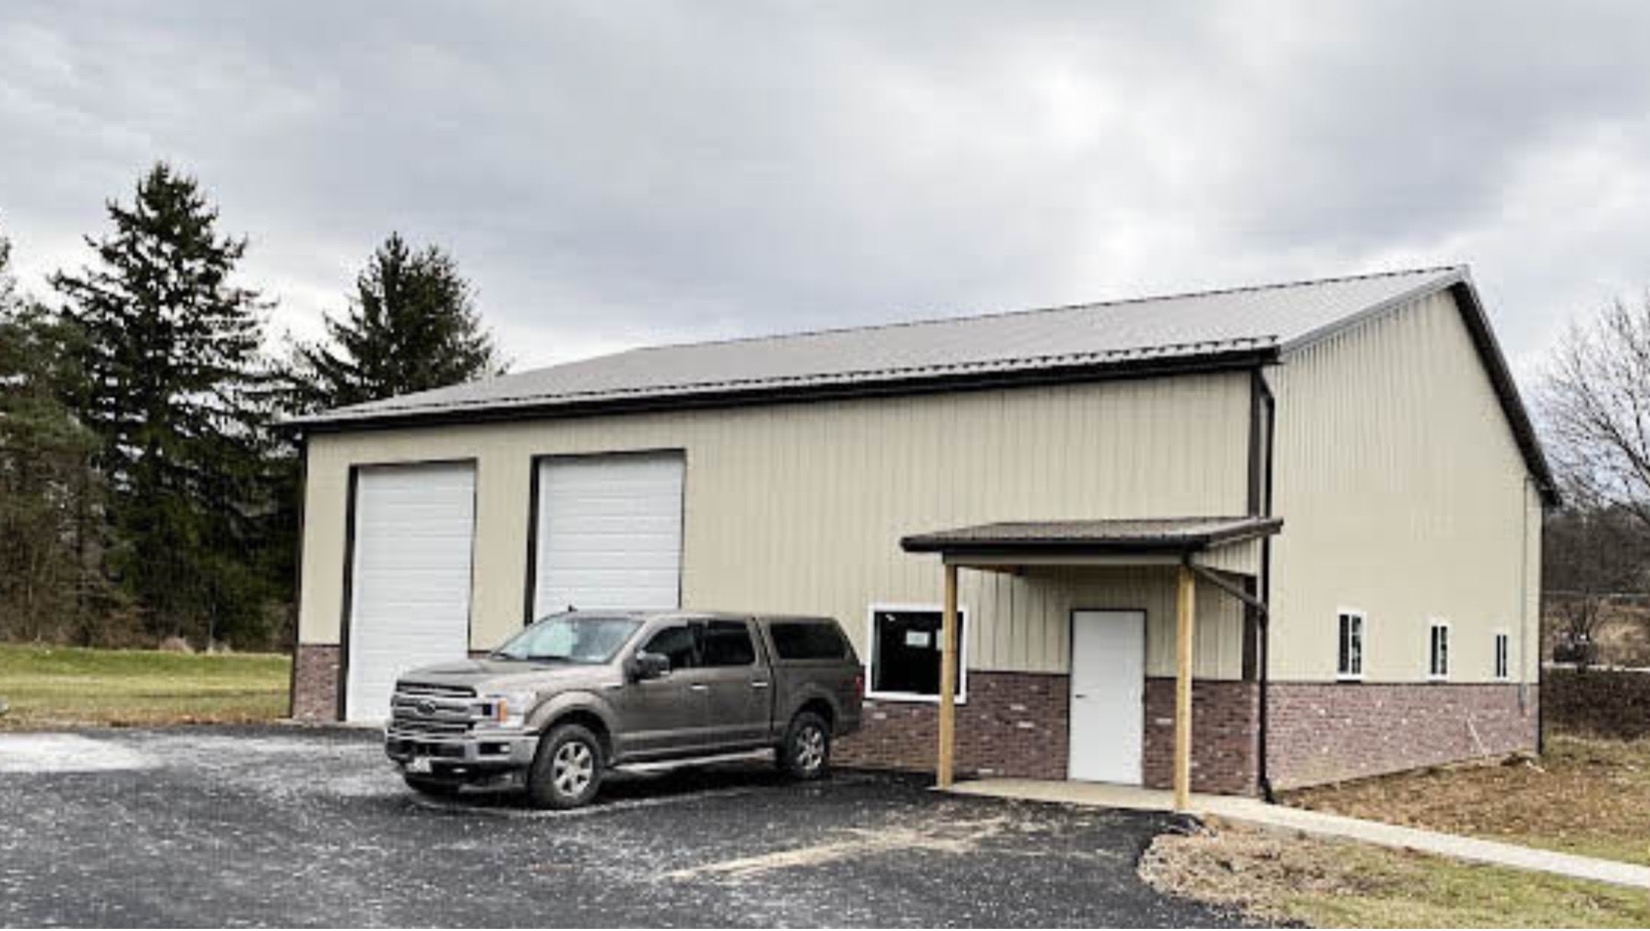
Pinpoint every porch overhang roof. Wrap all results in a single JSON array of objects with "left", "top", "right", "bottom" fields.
[{"left": 900, "top": 516, "right": 1283, "bottom": 561}]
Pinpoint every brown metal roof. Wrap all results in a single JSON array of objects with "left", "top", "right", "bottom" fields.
[
  {"left": 295, "top": 267, "right": 1457, "bottom": 427},
  {"left": 900, "top": 516, "right": 1284, "bottom": 555},
  {"left": 287, "top": 264, "right": 1556, "bottom": 504}
]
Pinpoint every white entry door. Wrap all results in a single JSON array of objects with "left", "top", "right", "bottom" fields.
[
  {"left": 344, "top": 463, "right": 476, "bottom": 723},
  {"left": 1068, "top": 609, "right": 1145, "bottom": 783},
  {"left": 534, "top": 453, "right": 685, "bottom": 616}
]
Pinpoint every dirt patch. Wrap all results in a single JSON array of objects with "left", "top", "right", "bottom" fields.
[
  {"left": 1139, "top": 818, "right": 1650, "bottom": 928},
  {"left": 1139, "top": 818, "right": 1388, "bottom": 923},
  {"left": 1285, "top": 735, "right": 1650, "bottom": 865}
]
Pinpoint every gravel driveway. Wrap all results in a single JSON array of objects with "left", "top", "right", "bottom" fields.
[{"left": 0, "top": 726, "right": 1239, "bottom": 927}]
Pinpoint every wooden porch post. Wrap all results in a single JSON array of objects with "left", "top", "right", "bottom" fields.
[
  {"left": 937, "top": 561, "right": 959, "bottom": 789},
  {"left": 1174, "top": 562, "right": 1196, "bottom": 811}
]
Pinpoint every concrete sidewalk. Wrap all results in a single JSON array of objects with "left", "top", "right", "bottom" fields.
[{"left": 949, "top": 778, "right": 1650, "bottom": 890}]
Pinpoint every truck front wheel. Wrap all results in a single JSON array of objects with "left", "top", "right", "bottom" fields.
[
  {"left": 526, "top": 722, "right": 605, "bottom": 809},
  {"left": 778, "top": 711, "right": 832, "bottom": 780}
]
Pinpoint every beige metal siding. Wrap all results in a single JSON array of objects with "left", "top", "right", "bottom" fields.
[
  {"left": 300, "top": 373, "right": 1253, "bottom": 677},
  {"left": 1037, "top": 566, "right": 1248, "bottom": 679},
  {"left": 1268, "top": 290, "right": 1542, "bottom": 683},
  {"left": 1197, "top": 538, "right": 1262, "bottom": 576}
]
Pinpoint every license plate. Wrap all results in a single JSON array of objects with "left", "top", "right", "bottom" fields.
[{"left": 405, "top": 757, "right": 432, "bottom": 774}]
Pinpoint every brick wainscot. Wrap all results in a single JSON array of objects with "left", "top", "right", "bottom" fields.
[
  {"left": 291, "top": 644, "right": 341, "bottom": 720},
  {"left": 1141, "top": 679, "right": 1260, "bottom": 795},
  {"left": 836, "top": 671, "right": 1264, "bottom": 794},
  {"left": 836, "top": 671, "right": 1072, "bottom": 780},
  {"left": 1265, "top": 682, "right": 1538, "bottom": 789}
]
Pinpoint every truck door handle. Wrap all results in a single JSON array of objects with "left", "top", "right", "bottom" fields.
[
  {"left": 750, "top": 681, "right": 771, "bottom": 689},
  {"left": 688, "top": 684, "right": 710, "bottom": 692}
]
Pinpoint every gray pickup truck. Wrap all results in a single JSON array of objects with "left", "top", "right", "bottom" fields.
[{"left": 385, "top": 611, "right": 864, "bottom": 808}]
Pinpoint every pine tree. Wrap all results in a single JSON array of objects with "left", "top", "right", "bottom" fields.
[
  {"left": 51, "top": 164, "right": 274, "bottom": 644},
  {"left": 0, "top": 223, "right": 110, "bottom": 642},
  {"left": 287, "top": 232, "right": 504, "bottom": 411}
]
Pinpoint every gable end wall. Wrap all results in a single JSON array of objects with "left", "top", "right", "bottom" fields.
[{"left": 1268, "top": 289, "right": 1543, "bottom": 685}]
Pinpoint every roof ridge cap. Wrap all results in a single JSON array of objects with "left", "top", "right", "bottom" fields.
[{"left": 616, "top": 264, "right": 1464, "bottom": 357}]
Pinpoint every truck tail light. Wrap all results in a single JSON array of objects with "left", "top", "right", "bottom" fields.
[{"left": 853, "top": 672, "right": 864, "bottom": 700}]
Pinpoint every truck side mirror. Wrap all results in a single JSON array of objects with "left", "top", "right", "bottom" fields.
[{"left": 629, "top": 651, "right": 670, "bottom": 681}]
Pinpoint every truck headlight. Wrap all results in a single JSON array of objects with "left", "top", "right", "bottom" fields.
[{"left": 477, "top": 691, "right": 534, "bottom": 729}]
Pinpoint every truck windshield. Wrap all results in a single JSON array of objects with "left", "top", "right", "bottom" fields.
[{"left": 492, "top": 615, "right": 642, "bottom": 664}]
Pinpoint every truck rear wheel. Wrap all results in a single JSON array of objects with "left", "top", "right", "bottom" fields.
[
  {"left": 527, "top": 722, "right": 605, "bottom": 809},
  {"left": 778, "top": 711, "right": 831, "bottom": 780}
]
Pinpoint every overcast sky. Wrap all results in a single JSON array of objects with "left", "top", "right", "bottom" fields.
[{"left": 3, "top": 2, "right": 1649, "bottom": 384}]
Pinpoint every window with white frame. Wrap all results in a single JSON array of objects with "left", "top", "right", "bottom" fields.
[
  {"left": 1494, "top": 631, "right": 1510, "bottom": 680},
  {"left": 867, "top": 604, "right": 967, "bottom": 702},
  {"left": 1428, "top": 621, "right": 1451, "bottom": 679},
  {"left": 1337, "top": 610, "right": 1365, "bottom": 680}
]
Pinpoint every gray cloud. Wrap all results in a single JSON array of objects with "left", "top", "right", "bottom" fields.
[{"left": 3, "top": 1, "right": 1649, "bottom": 381}]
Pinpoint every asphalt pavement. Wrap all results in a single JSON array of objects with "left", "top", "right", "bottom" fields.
[{"left": 0, "top": 725, "right": 1241, "bottom": 927}]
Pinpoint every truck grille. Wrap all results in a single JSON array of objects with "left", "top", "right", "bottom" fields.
[
  {"left": 389, "top": 682, "right": 478, "bottom": 737},
  {"left": 395, "top": 682, "right": 475, "bottom": 698},
  {"left": 389, "top": 717, "right": 472, "bottom": 737}
]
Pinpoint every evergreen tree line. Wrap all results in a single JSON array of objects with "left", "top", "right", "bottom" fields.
[{"left": 0, "top": 162, "right": 504, "bottom": 651}]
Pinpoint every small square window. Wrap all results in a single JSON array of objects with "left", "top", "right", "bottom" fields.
[
  {"left": 867, "top": 605, "right": 967, "bottom": 702},
  {"left": 1337, "top": 611, "right": 1365, "bottom": 680},
  {"left": 1494, "top": 631, "right": 1510, "bottom": 680},
  {"left": 1428, "top": 622, "right": 1451, "bottom": 679}
]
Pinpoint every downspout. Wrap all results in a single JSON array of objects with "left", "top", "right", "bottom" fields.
[
  {"left": 1258, "top": 544, "right": 1274, "bottom": 802},
  {"left": 1254, "top": 369, "right": 1278, "bottom": 802},
  {"left": 1187, "top": 559, "right": 1273, "bottom": 802}
]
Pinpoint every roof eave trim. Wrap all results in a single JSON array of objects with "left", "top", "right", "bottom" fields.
[
  {"left": 899, "top": 517, "right": 1284, "bottom": 555},
  {"left": 1448, "top": 278, "right": 1561, "bottom": 506},
  {"left": 287, "top": 345, "right": 1281, "bottom": 435},
  {"left": 901, "top": 537, "right": 1214, "bottom": 556}
]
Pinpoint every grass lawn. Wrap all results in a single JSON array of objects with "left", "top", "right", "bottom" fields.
[
  {"left": 1284, "top": 734, "right": 1650, "bottom": 866},
  {"left": 0, "top": 643, "right": 290, "bottom": 730},
  {"left": 1141, "top": 820, "right": 1650, "bottom": 928}
]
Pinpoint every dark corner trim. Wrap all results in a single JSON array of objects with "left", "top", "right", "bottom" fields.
[
  {"left": 1449, "top": 281, "right": 1559, "bottom": 507},
  {"left": 335, "top": 465, "right": 361, "bottom": 722},
  {"left": 286, "top": 435, "right": 308, "bottom": 720}
]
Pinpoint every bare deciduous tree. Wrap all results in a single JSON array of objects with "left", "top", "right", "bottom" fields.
[
  {"left": 1541, "top": 293, "right": 1650, "bottom": 664},
  {"left": 1543, "top": 295, "right": 1650, "bottom": 532},
  {"left": 1542, "top": 495, "right": 1649, "bottom": 659}
]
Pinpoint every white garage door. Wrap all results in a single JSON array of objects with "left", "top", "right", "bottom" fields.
[
  {"left": 534, "top": 453, "right": 684, "bottom": 617},
  {"left": 345, "top": 462, "right": 476, "bottom": 723}
]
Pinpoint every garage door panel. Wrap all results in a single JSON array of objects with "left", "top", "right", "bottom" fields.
[
  {"left": 345, "top": 463, "right": 476, "bottom": 723},
  {"left": 542, "top": 520, "right": 679, "bottom": 539},
  {"left": 543, "top": 502, "right": 681, "bottom": 522},
  {"left": 542, "top": 534, "right": 681, "bottom": 555},
  {"left": 535, "top": 453, "right": 684, "bottom": 616}
]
